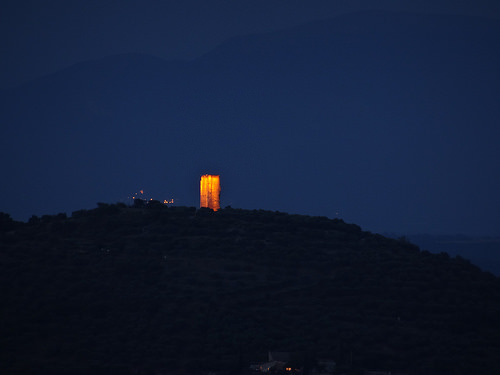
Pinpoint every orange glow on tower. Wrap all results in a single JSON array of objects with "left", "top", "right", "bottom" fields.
[{"left": 200, "top": 174, "right": 220, "bottom": 211}]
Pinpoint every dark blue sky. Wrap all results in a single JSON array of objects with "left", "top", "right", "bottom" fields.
[
  {"left": 1, "top": 1, "right": 500, "bottom": 236},
  {"left": 1, "top": 0, "right": 499, "bottom": 89}
]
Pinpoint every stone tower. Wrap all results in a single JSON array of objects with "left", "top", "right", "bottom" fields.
[{"left": 200, "top": 174, "right": 220, "bottom": 211}]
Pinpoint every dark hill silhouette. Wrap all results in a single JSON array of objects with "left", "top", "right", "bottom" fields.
[
  {"left": 404, "top": 233, "right": 500, "bottom": 276},
  {"left": 1, "top": 204, "right": 500, "bottom": 374},
  {"left": 1, "top": 11, "right": 500, "bottom": 235}
]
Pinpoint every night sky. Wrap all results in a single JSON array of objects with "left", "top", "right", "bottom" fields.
[{"left": 1, "top": 0, "right": 500, "bottom": 236}]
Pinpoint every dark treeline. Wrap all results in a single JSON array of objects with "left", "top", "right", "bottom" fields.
[{"left": 1, "top": 202, "right": 500, "bottom": 374}]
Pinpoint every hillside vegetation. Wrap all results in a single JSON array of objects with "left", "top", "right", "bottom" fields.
[{"left": 1, "top": 203, "right": 500, "bottom": 374}]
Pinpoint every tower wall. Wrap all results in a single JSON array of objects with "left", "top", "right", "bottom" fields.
[{"left": 200, "top": 174, "right": 220, "bottom": 211}]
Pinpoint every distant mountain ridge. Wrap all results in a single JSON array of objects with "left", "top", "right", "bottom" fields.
[{"left": 1, "top": 10, "right": 499, "bottom": 236}]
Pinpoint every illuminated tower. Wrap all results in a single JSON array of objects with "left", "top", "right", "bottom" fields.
[{"left": 200, "top": 174, "right": 221, "bottom": 211}]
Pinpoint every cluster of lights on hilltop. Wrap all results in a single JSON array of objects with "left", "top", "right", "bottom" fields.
[
  {"left": 128, "top": 189, "right": 175, "bottom": 205},
  {"left": 126, "top": 174, "right": 221, "bottom": 210}
]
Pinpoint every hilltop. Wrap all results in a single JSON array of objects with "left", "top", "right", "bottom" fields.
[{"left": 1, "top": 203, "right": 500, "bottom": 374}]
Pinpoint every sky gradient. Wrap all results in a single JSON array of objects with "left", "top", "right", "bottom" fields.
[{"left": 1, "top": 1, "right": 500, "bottom": 236}]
